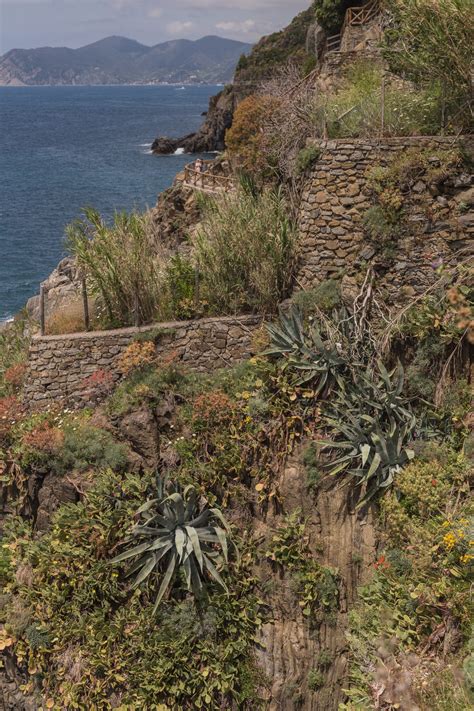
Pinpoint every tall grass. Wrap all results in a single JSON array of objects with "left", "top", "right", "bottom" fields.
[
  {"left": 196, "top": 187, "right": 297, "bottom": 314},
  {"left": 67, "top": 209, "right": 165, "bottom": 328},
  {"left": 317, "top": 61, "right": 442, "bottom": 138},
  {"left": 0, "top": 312, "right": 30, "bottom": 396}
]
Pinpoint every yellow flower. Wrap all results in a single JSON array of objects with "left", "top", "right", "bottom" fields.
[
  {"left": 443, "top": 532, "right": 456, "bottom": 550},
  {"left": 460, "top": 554, "right": 473, "bottom": 565}
]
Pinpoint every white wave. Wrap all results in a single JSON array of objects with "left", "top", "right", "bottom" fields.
[
  {"left": 174, "top": 147, "right": 185, "bottom": 155},
  {"left": 175, "top": 86, "right": 185, "bottom": 91},
  {"left": 139, "top": 142, "right": 153, "bottom": 147},
  {"left": 142, "top": 149, "right": 154, "bottom": 155}
]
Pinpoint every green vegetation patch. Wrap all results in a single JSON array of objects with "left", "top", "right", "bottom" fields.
[{"left": 2, "top": 469, "right": 264, "bottom": 710}]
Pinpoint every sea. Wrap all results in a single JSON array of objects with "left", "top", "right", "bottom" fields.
[{"left": 0, "top": 84, "right": 219, "bottom": 321}]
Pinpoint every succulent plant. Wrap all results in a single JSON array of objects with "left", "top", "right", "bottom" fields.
[
  {"left": 265, "top": 306, "right": 347, "bottom": 394},
  {"left": 111, "top": 481, "right": 234, "bottom": 611},
  {"left": 320, "top": 362, "right": 416, "bottom": 505}
]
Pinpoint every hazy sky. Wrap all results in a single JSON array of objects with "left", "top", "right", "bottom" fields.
[{"left": 0, "top": 0, "right": 310, "bottom": 53}]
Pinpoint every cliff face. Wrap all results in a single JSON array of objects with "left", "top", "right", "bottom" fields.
[{"left": 152, "top": 85, "right": 236, "bottom": 154}]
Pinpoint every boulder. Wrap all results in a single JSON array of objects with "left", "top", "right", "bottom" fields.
[
  {"left": 26, "top": 257, "right": 82, "bottom": 323},
  {"left": 119, "top": 408, "right": 160, "bottom": 470},
  {"left": 35, "top": 474, "right": 78, "bottom": 531}
]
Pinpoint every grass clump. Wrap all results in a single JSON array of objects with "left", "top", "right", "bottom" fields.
[
  {"left": 67, "top": 208, "right": 165, "bottom": 328},
  {"left": 196, "top": 187, "right": 297, "bottom": 314},
  {"left": 307, "top": 669, "right": 325, "bottom": 691},
  {"left": 320, "top": 61, "right": 442, "bottom": 138}
]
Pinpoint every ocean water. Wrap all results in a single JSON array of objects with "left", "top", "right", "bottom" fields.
[{"left": 0, "top": 84, "right": 219, "bottom": 320}]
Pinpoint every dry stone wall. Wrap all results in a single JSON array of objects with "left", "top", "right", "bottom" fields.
[
  {"left": 24, "top": 315, "right": 262, "bottom": 408},
  {"left": 297, "top": 136, "right": 473, "bottom": 301}
]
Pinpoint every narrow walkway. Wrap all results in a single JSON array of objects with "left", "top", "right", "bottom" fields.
[{"left": 181, "top": 159, "right": 235, "bottom": 194}]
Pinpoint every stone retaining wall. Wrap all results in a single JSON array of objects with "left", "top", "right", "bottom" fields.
[
  {"left": 297, "top": 136, "right": 473, "bottom": 300},
  {"left": 24, "top": 315, "right": 262, "bottom": 408}
]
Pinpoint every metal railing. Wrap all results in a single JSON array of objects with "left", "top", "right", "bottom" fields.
[{"left": 182, "top": 159, "right": 235, "bottom": 194}]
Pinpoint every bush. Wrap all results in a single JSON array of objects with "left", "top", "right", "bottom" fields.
[
  {"left": 291, "top": 280, "right": 341, "bottom": 315},
  {"left": 296, "top": 145, "right": 320, "bottom": 174},
  {"left": 0, "top": 314, "right": 30, "bottom": 397},
  {"left": 117, "top": 341, "right": 157, "bottom": 375},
  {"left": 67, "top": 208, "right": 165, "bottom": 328},
  {"left": 225, "top": 94, "right": 280, "bottom": 178},
  {"left": 196, "top": 187, "right": 297, "bottom": 314},
  {"left": 51, "top": 425, "right": 128, "bottom": 474},
  {"left": 2, "top": 469, "right": 262, "bottom": 709}
]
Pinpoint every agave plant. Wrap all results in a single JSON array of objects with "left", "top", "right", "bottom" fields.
[
  {"left": 111, "top": 481, "right": 234, "bottom": 611},
  {"left": 321, "top": 411, "right": 415, "bottom": 505},
  {"left": 319, "top": 361, "right": 416, "bottom": 505},
  {"left": 265, "top": 306, "right": 347, "bottom": 394}
]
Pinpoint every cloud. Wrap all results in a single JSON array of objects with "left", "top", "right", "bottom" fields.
[
  {"left": 166, "top": 20, "right": 193, "bottom": 35},
  {"left": 215, "top": 19, "right": 255, "bottom": 34},
  {"left": 148, "top": 7, "right": 163, "bottom": 18}
]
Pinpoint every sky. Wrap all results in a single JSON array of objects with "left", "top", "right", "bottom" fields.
[{"left": 0, "top": 0, "right": 310, "bottom": 54}]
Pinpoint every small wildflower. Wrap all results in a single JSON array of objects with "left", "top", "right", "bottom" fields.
[{"left": 443, "top": 532, "right": 456, "bottom": 550}]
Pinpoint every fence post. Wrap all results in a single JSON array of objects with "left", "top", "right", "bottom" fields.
[
  {"left": 81, "top": 276, "right": 90, "bottom": 331},
  {"left": 380, "top": 74, "right": 386, "bottom": 138},
  {"left": 194, "top": 260, "right": 200, "bottom": 310},
  {"left": 440, "top": 84, "right": 446, "bottom": 135},
  {"left": 39, "top": 285, "right": 46, "bottom": 336},
  {"left": 134, "top": 288, "right": 140, "bottom": 327}
]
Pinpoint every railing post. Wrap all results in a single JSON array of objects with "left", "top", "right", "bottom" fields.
[
  {"left": 380, "top": 74, "right": 386, "bottom": 138},
  {"left": 194, "top": 259, "right": 200, "bottom": 309},
  {"left": 81, "top": 275, "right": 90, "bottom": 331},
  {"left": 40, "top": 285, "right": 46, "bottom": 336},
  {"left": 134, "top": 288, "right": 140, "bottom": 327}
]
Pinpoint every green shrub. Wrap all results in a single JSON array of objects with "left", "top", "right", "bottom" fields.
[
  {"left": 296, "top": 145, "right": 320, "bottom": 174},
  {"left": 307, "top": 669, "right": 325, "bottom": 690},
  {"left": 106, "top": 362, "right": 187, "bottom": 417},
  {"left": 2, "top": 469, "right": 263, "bottom": 709},
  {"left": 291, "top": 280, "right": 342, "bottom": 315},
  {"left": 196, "top": 187, "right": 297, "bottom": 314},
  {"left": 52, "top": 424, "right": 128, "bottom": 474}
]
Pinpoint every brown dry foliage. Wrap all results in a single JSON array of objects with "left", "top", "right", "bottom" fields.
[
  {"left": 225, "top": 94, "right": 281, "bottom": 178},
  {"left": 117, "top": 341, "right": 157, "bottom": 374},
  {"left": 22, "top": 423, "right": 65, "bottom": 455}
]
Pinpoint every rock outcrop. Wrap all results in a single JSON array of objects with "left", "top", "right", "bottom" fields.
[
  {"left": 26, "top": 257, "right": 82, "bottom": 324},
  {"left": 152, "top": 86, "right": 235, "bottom": 154}
]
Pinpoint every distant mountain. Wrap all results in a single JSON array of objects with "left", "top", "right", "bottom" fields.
[{"left": 0, "top": 35, "right": 252, "bottom": 86}]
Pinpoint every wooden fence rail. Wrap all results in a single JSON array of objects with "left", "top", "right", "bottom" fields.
[
  {"left": 325, "top": 0, "right": 380, "bottom": 54},
  {"left": 182, "top": 159, "right": 235, "bottom": 194}
]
